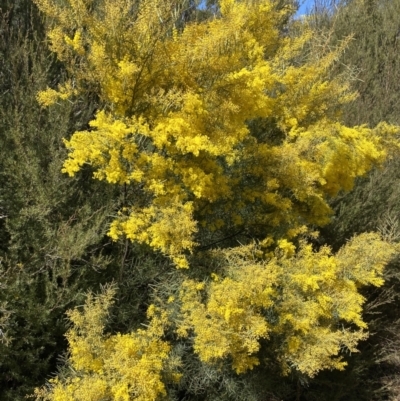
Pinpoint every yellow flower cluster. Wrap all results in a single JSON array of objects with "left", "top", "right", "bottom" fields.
[
  {"left": 178, "top": 234, "right": 396, "bottom": 377},
  {"left": 35, "top": 288, "right": 173, "bottom": 401},
  {"left": 34, "top": 0, "right": 399, "bottom": 265},
  {"left": 32, "top": 240, "right": 396, "bottom": 401},
  {"left": 33, "top": 0, "right": 400, "bottom": 391}
]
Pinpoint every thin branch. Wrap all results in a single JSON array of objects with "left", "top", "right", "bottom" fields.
[{"left": 198, "top": 230, "right": 244, "bottom": 250}]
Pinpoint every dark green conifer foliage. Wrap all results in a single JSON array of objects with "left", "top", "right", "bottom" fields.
[
  {"left": 0, "top": 2, "right": 119, "bottom": 399},
  {"left": 308, "top": 0, "right": 400, "bottom": 258},
  {"left": 306, "top": 0, "right": 400, "bottom": 252},
  {"left": 298, "top": 1, "right": 400, "bottom": 400}
]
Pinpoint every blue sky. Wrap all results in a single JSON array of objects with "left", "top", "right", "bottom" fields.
[
  {"left": 197, "top": 0, "right": 318, "bottom": 17},
  {"left": 197, "top": 0, "right": 317, "bottom": 16},
  {"left": 296, "top": 0, "right": 316, "bottom": 17}
]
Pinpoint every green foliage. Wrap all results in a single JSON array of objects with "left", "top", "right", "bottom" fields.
[
  {"left": 333, "top": 0, "right": 400, "bottom": 127},
  {"left": 293, "top": 0, "right": 400, "bottom": 399},
  {"left": 307, "top": 0, "right": 400, "bottom": 248},
  {"left": 0, "top": 4, "right": 121, "bottom": 399}
]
